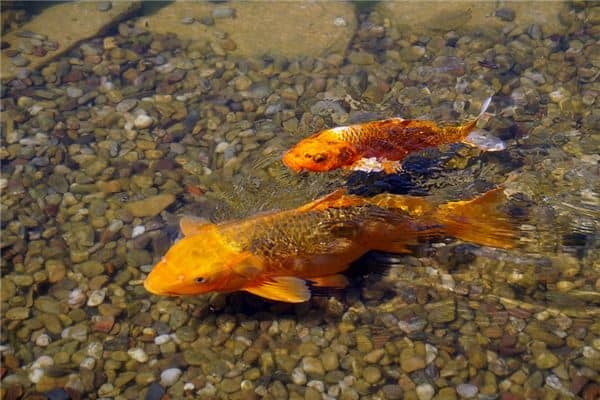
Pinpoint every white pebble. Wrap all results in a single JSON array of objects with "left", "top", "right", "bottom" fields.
[
  {"left": 215, "top": 142, "right": 229, "bottom": 153},
  {"left": 197, "top": 382, "right": 216, "bottom": 396},
  {"left": 456, "top": 383, "right": 478, "bottom": 398},
  {"left": 333, "top": 16, "right": 347, "bottom": 27},
  {"left": 35, "top": 334, "right": 51, "bottom": 347},
  {"left": 307, "top": 380, "right": 325, "bottom": 392},
  {"left": 127, "top": 348, "right": 149, "bottom": 363},
  {"left": 160, "top": 368, "right": 182, "bottom": 387},
  {"left": 80, "top": 357, "right": 96, "bottom": 370},
  {"left": 291, "top": 367, "right": 306, "bottom": 385},
  {"left": 31, "top": 355, "right": 54, "bottom": 369},
  {"left": 416, "top": 383, "right": 435, "bottom": 400},
  {"left": 183, "top": 382, "right": 195, "bottom": 391},
  {"left": 241, "top": 379, "right": 253, "bottom": 391},
  {"left": 154, "top": 334, "right": 171, "bottom": 345},
  {"left": 134, "top": 114, "right": 154, "bottom": 129},
  {"left": 425, "top": 344, "right": 438, "bottom": 364},
  {"left": 87, "top": 289, "right": 106, "bottom": 307},
  {"left": 68, "top": 288, "right": 86, "bottom": 308},
  {"left": 132, "top": 225, "right": 145, "bottom": 238},
  {"left": 29, "top": 368, "right": 44, "bottom": 383}
]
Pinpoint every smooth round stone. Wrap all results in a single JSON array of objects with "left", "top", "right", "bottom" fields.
[
  {"left": 456, "top": 383, "right": 478, "bottom": 398},
  {"left": 11, "top": 55, "right": 30, "bottom": 67},
  {"left": 302, "top": 357, "right": 325, "bottom": 376},
  {"left": 160, "top": 368, "right": 182, "bottom": 387},
  {"left": 362, "top": 366, "right": 381, "bottom": 384},
  {"left": 292, "top": 367, "right": 307, "bottom": 385},
  {"left": 87, "top": 289, "right": 106, "bottom": 307},
  {"left": 416, "top": 383, "right": 435, "bottom": 400},
  {"left": 66, "top": 87, "right": 83, "bottom": 98},
  {"left": 134, "top": 114, "right": 154, "bottom": 129},
  {"left": 35, "top": 334, "right": 51, "bottom": 347},
  {"left": 535, "top": 351, "right": 559, "bottom": 369},
  {"left": 127, "top": 348, "right": 149, "bottom": 363},
  {"left": 116, "top": 99, "right": 137, "bottom": 113},
  {"left": 382, "top": 384, "right": 403, "bottom": 400}
]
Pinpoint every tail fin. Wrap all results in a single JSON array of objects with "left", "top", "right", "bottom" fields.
[
  {"left": 460, "top": 96, "right": 506, "bottom": 152},
  {"left": 435, "top": 188, "right": 515, "bottom": 249},
  {"left": 477, "top": 96, "right": 492, "bottom": 119}
]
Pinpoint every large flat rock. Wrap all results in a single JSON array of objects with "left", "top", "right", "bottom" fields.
[
  {"left": 1, "top": 1, "right": 140, "bottom": 81},
  {"left": 376, "top": 1, "right": 572, "bottom": 37},
  {"left": 135, "top": 1, "right": 357, "bottom": 58}
]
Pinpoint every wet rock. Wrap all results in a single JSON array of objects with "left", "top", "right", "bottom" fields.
[
  {"left": 160, "top": 368, "right": 181, "bottom": 387},
  {"left": 535, "top": 351, "right": 559, "bottom": 369},
  {"left": 134, "top": 114, "right": 154, "bottom": 129},
  {"left": 425, "top": 299, "right": 456, "bottom": 323},
  {"left": 135, "top": 2, "right": 356, "bottom": 58},
  {"left": 1, "top": 2, "right": 141, "bottom": 80},
  {"left": 125, "top": 194, "right": 176, "bottom": 217},
  {"left": 456, "top": 383, "right": 478, "bottom": 398},
  {"left": 382, "top": 384, "right": 403, "bottom": 400},
  {"left": 145, "top": 382, "right": 165, "bottom": 400}
]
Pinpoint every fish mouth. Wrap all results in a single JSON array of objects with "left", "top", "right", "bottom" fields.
[
  {"left": 143, "top": 274, "right": 166, "bottom": 295},
  {"left": 282, "top": 152, "right": 304, "bottom": 172}
]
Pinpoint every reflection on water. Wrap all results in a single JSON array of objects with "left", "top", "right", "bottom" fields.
[{"left": 1, "top": 1, "right": 599, "bottom": 399}]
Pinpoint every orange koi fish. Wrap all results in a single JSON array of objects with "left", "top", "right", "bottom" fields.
[
  {"left": 283, "top": 97, "right": 504, "bottom": 174},
  {"left": 144, "top": 188, "right": 515, "bottom": 303}
]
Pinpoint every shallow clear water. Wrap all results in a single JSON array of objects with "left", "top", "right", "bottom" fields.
[{"left": 1, "top": 1, "right": 599, "bottom": 399}]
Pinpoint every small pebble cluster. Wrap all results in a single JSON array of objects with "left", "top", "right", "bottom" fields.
[{"left": 1, "top": 2, "right": 599, "bottom": 400}]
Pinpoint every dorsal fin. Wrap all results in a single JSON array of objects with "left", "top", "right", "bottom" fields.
[
  {"left": 179, "top": 216, "right": 212, "bottom": 236},
  {"left": 296, "top": 189, "right": 348, "bottom": 212}
]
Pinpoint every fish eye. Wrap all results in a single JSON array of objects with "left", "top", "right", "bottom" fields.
[
  {"left": 313, "top": 153, "right": 327, "bottom": 163},
  {"left": 195, "top": 277, "right": 205, "bottom": 284}
]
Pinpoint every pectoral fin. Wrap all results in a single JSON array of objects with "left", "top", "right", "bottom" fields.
[
  {"left": 179, "top": 216, "right": 212, "bottom": 236},
  {"left": 243, "top": 276, "right": 311, "bottom": 303},
  {"left": 310, "top": 274, "right": 349, "bottom": 289}
]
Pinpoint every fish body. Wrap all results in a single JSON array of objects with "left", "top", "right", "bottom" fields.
[
  {"left": 283, "top": 97, "right": 504, "bottom": 173},
  {"left": 144, "top": 188, "right": 515, "bottom": 303}
]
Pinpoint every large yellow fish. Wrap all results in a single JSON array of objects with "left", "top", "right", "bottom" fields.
[
  {"left": 282, "top": 97, "right": 504, "bottom": 174},
  {"left": 144, "top": 188, "right": 514, "bottom": 303}
]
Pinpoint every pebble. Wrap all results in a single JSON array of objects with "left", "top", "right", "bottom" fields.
[
  {"left": 160, "top": 368, "right": 182, "bottom": 387},
  {"left": 35, "top": 334, "right": 51, "bottom": 347},
  {"left": 66, "top": 87, "right": 83, "bottom": 98},
  {"left": 125, "top": 194, "right": 175, "bottom": 217},
  {"left": 116, "top": 98, "right": 138, "bottom": 113},
  {"left": 303, "top": 357, "right": 325, "bottom": 376},
  {"left": 535, "top": 351, "right": 560, "bottom": 369},
  {"left": 134, "top": 114, "right": 154, "bottom": 129},
  {"left": 86, "top": 289, "right": 106, "bottom": 307},
  {"left": 132, "top": 225, "right": 145, "bottom": 238},
  {"left": 127, "top": 348, "right": 149, "bottom": 363},
  {"left": 10, "top": 55, "right": 30, "bottom": 67},
  {"left": 181, "top": 17, "right": 194, "bottom": 25},
  {"left": 416, "top": 383, "right": 435, "bottom": 400},
  {"left": 292, "top": 367, "right": 307, "bottom": 385},
  {"left": 456, "top": 383, "right": 478, "bottom": 398}
]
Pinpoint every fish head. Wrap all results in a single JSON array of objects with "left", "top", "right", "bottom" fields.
[
  {"left": 144, "top": 225, "right": 261, "bottom": 296},
  {"left": 283, "top": 135, "right": 359, "bottom": 172}
]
